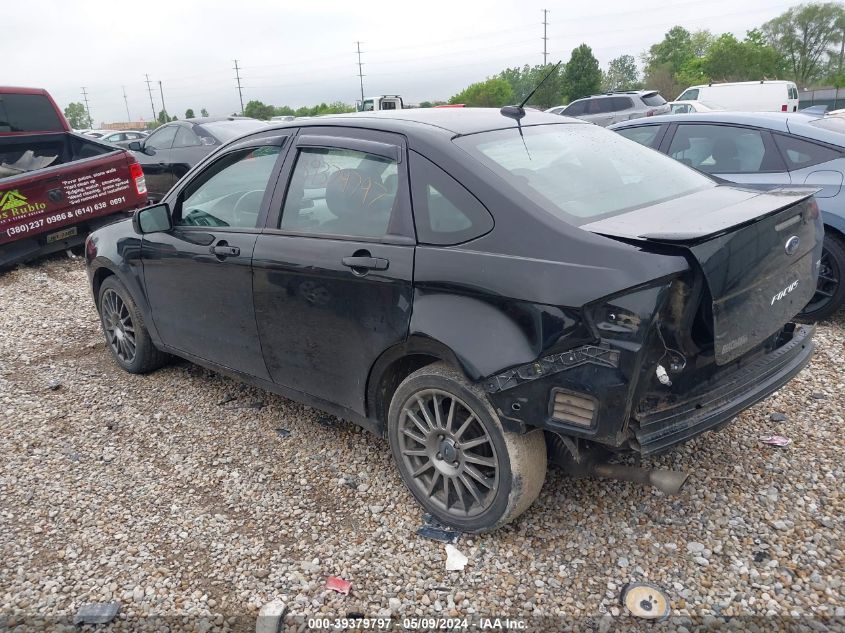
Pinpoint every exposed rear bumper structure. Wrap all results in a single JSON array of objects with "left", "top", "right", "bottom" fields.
[{"left": 631, "top": 324, "right": 815, "bottom": 454}]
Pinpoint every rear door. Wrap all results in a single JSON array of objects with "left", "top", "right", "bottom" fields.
[
  {"left": 169, "top": 125, "right": 208, "bottom": 184},
  {"left": 252, "top": 127, "right": 415, "bottom": 415},
  {"left": 772, "top": 133, "right": 844, "bottom": 198},
  {"left": 142, "top": 135, "right": 289, "bottom": 377},
  {"left": 663, "top": 123, "right": 790, "bottom": 186}
]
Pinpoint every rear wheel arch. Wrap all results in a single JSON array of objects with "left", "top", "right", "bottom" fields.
[{"left": 91, "top": 265, "right": 117, "bottom": 308}]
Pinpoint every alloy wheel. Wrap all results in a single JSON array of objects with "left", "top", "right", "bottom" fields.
[
  {"left": 397, "top": 389, "right": 500, "bottom": 518},
  {"left": 101, "top": 288, "right": 137, "bottom": 364}
]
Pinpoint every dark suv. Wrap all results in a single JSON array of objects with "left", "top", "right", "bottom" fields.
[
  {"left": 558, "top": 90, "right": 670, "bottom": 126},
  {"left": 86, "top": 108, "right": 819, "bottom": 532}
]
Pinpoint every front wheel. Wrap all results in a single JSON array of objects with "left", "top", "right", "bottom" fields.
[
  {"left": 799, "top": 234, "right": 845, "bottom": 322},
  {"left": 98, "top": 276, "right": 168, "bottom": 374},
  {"left": 387, "top": 362, "right": 547, "bottom": 532}
]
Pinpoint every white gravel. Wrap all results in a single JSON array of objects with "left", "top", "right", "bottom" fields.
[{"left": 0, "top": 255, "right": 843, "bottom": 631}]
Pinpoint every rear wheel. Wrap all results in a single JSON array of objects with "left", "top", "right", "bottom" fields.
[
  {"left": 800, "top": 233, "right": 845, "bottom": 321},
  {"left": 98, "top": 276, "right": 168, "bottom": 373},
  {"left": 387, "top": 362, "right": 547, "bottom": 532}
]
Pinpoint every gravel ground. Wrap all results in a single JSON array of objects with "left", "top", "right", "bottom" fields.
[{"left": 0, "top": 255, "right": 843, "bottom": 632}]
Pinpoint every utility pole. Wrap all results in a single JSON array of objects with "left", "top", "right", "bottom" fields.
[
  {"left": 81, "top": 87, "right": 93, "bottom": 129},
  {"left": 542, "top": 9, "right": 549, "bottom": 66},
  {"left": 356, "top": 41, "right": 365, "bottom": 107},
  {"left": 122, "top": 86, "right": 131, "bottom": 121},
  {"left": 145, "top": 74, "right": 156, "bottom": 122},
  {"left": 158, "top": 81, "right": 167, "bottom": 121},
  {"left": 233, "top": 59, "right": 245, "bottom": 115}
]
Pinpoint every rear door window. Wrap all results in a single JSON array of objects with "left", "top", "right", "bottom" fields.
[
  {"left": 668, "top": 124, "right": 783, "bottom": 173},
  {"left": 409, "top": 152, "right": 493, "bottom": 244},
  {"left": 611, "top": 97, "right": 634, "bottom": 111},
  {"left": 173, "top": 126, "right": 202, "bottom": 148},
  {"left": 563, "top": 100, "right": 587, "bottom": 116},
  {"left": 773, "top": 134, "right": 841, "bottom": 170},
  {"left": 616, "top": 125, "right": 662, "bottom": 148},
  {"left": 587, "top": 99, "right": 614, "bottom": 114}
]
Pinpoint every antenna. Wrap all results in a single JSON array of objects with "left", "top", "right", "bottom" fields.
[{"left": 501, "top": 59, "right": 563, "bottom": 122}]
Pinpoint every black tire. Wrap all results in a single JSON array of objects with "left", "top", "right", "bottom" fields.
[
  {"left": 387, "top": 362, "right": 547, "bottom": 532},
  {"left": 799, "top": 233, "right": 845, "bottom": 322},
  {"left": 98, "top": 276, "right": 168, "bottom": 373}
]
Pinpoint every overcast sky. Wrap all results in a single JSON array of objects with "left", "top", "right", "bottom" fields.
[{"left": 4, "top": 0, "right": 806, "bottom": 125}]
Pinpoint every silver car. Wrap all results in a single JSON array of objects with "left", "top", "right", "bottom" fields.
[
  {"left": 556, "top": 91, "right": 670, "bottom": 127},
  {"left": 610, "top": 111, "right": 845, "bottom": 320}
]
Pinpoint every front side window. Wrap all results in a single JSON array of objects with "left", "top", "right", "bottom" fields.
[
  {"left": 409, "top": 152, "right": 493, "bottom": 245},
  {"left": 562, "top": 100, "right": 586, "bottom": 116},
  {"left": 616, "top": 125, "right": 662, "bottom": 148},
  {"left": 678, "top": 89, "right": 699, "bottom": 101},
  {"left": 145, "top": 125, "right": 177, "bottom": 150},
  {"left": 668, "top": 124, "right": 782, "bottom": 174},
  {"left": 455, "top": 123, "right": 713, "bottom": 225},
  {"left": 176, "top": 146, "right": 281, "bottom": 229},
  {"left": 670, "top": 104, "right": 691, "bottom": 114},
  {"left": 280, "top": 147, "right": 398, "bottom": 238}
]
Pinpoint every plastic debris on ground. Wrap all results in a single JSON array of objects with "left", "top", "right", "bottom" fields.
[
  {"left": 73, "top": 601, "right": 120, "bottom": 625},
  {"left": 620, "top": 583, "right": 670, "bottom": 620},
  {"left": 759, "top": 435, "right": 792, "bottom": 447},
  {"left": 444, "top": 544, "right": 468, "bottom": 571},
  {"left": 417, "top": 513, "right": 461, "bottom": 543},
  {"left": 326, "top": 576, "right": 352, "bottom": 595},
  {"left": 274, "top": 427, "right": 291, "bottom": 438}
]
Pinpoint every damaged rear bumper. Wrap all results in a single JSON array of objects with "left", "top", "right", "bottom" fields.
[{"left": 632, "top": 323, "right": 815, "bottom": 455}]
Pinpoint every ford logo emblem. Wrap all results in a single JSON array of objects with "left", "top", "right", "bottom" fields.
[{"left": 785, "top": 235, "right": 800, "bottom": 255}]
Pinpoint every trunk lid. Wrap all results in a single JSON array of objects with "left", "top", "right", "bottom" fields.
[{"left": 583, "top": 187, "right": 822, "bottom": 364}]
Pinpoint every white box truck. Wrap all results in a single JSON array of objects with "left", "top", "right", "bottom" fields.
[{"left": 675, "top": 80, "right": 799, "bottom": 112}]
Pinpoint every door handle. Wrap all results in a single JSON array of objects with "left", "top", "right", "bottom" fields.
[
  {"left": 342, "top": 255, "right": 389, "bottom": 271},
  {"left": 210, "top": 242, "right": 240, "bottom": 258}
]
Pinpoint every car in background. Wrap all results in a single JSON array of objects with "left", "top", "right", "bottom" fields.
[
  {"left": 128, "top": 116, "right": 267, "bottom": 200},
  {"left": 676, "top": 80, "right": 799, "bottom": 113},
  {"left": 270, "top": 115, "right": 295, "bottom": 122},
  {"left": 99, "top": 130, "right": 148, "bottom": 148},
  {"left": 556, "top": 90, "right": 669, "bottom": 126},
  {"left": 545, "top": 105, "right": 567, "bottom": 115},
  {"left": 86, "top": 108, "right": 819, "bottom": 531},
  {"left": 610, "top": 111, "right": 845, "bottom": 319},
  {"left": 669, "top": 100, "right": 725, "bottom": 114}
]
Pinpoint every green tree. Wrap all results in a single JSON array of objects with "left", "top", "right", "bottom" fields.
[
  {"left": 763, "top": 2, "right": 845, "bottom": 85},
  {"left": 643, "top": 27, "right": 713, "bottom": 93},
  {"left": 63, "top": 102, "right": 89, "bottom": 129},
  {"left": 157, "top": 110, "right": 169, "bottom": 125},
  {"left": 449, "top": 77, "right": 514, "bottom": 107},
  {"left": 497, "top": 63, "right": 565, "bottom": 108},
  {"left": 643, "top": 62, "right": 681, "bottom": 101},
  {"left": 419, "top": 101, "right": 433, "bottom": 108},
  {"left": 702, "top": 32, "right": 787, "bottom": 82},
  {"left": 274, "top": 105, "right": 296, "bottom": 117},
  {"left": 563, "top": 44, "right": 602, "bottom": 101},
  {"left": 200, "top": 108, "right": 209, "bottom": 117},
  {"left": 603, "top": 55, "right": 641, "bottom": 91},
  {"left": 243, "top": 100, "right": 276, "bottom": 120},
  {"left": 185, "top": 108, "right": 195, "bottom": 118}
]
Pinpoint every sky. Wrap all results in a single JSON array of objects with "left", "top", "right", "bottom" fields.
[{"left": 3, "top": 0, "right": 808, "bottom": 125}]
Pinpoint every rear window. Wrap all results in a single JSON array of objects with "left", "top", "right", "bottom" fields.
[
  {"left": 641, "top": 93, "right": 667, "bottom": 107},
  {"left": 454, "top": 124, "right": 713, "bottom": 225},
  {"left": 0, "top": 93, "right": 65, "bottom": 133}
]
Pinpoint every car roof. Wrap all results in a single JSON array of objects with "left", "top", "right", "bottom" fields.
[
  {"left": 609, "top": 111, "right": 793, "bottom": 132},
  {"left": 263, "top": 107, "right": 585, "bottom": 136}
]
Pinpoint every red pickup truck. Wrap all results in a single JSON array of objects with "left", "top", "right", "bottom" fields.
[{"left": 1, "top": 87, "right": 147, "bottom": 267}]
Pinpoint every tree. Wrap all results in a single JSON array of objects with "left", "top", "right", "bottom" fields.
[
  {"left": 157, "top": 110, "right": 169, "bottom": 125},
  {"left": 701, "top": 32, "right": 787, "bottom": 82},
  {"left": 243, "top": 99, "right": 275, "bottom": 120},
  {"left": 763, "top": 2, "right": 845, "bottom": 85},
  {"left": 200, "top": 108, "right": 209, "bottom": 117},
  {"left": 64, "top": 102, "right": 89, "bottom": 129},
  {"left": 185, "top": 108, "right": 195, "bottom": 118},
  {"left": 449, "top": 77, "right": 514, "bottom": 107},
  {"left": 274, "top": 105, "right": 296, "bottom": 117},
  {"left": 603, "top": 55, "right": 641, "bottom": 91},
  {"left": 563, "top": 44, "right": 602, "bottom": 101},
  {"left": 419, "top": 101, "right": 433, "bottom": 108},
  {"left": 497, "top": 63, "right": 565, "bottom": 108},
  {"left": 643, "top": 27, "right": 714, "bottom": 91},
  {"left": 643, "top": 62, "right": 681, "bottom": 101}
]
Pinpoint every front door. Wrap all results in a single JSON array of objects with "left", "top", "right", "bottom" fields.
[
  {"left": 142, "top": 140, "right": 287, "bottom": 378},
  {"left": 138, "top": 124, "right": 178, "bottom": 199},
  {"left": 253, "top": 129, "right": 415, "bottom": 414}
]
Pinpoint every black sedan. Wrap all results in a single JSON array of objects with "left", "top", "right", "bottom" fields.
[
  {"left": 129, "top": 117, "right": 268, "bottom": 201},
  {"left": 86, "top": 109, "right": 820, "bottom": 531}
]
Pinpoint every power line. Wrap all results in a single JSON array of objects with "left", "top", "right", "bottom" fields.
[
  {"left": 122, "top": 86, "right": 131, "bottom": 121},
  {"left": 542, "top": 9, "right": 549, "bottom": 65},
  {"left": 81, "top": 87, "right": 93, "bottom": 129},
  {"left": 233, "top": 59, "right": 245, "bottom": 115},
  {"left": 356, "top": 41, "right": 365, "bottom": 106},
  {"left": 145, "top": 74, "right": 156, "bottom": 121},
  {"left": 158, "top": 81, "right": 167, "bottom": 120}
]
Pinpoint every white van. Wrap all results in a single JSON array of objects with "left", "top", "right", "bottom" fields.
[{"left": 675, "top": 80, "right": 799, "bottom": 112}]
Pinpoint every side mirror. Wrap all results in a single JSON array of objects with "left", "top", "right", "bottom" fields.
[
  {"left": 133, "top": 203, "right": 172, "bottom": 234},
  {"left": 128, "top": 140, "right": 142, "bottom": 151}
]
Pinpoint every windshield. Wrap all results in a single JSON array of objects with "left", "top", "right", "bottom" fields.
[
  {"left": 454, "top": 123, "right": 714, "bottom": 225},
  {"left": 200, "top": 120, "right": 268, "bottom": 142}
]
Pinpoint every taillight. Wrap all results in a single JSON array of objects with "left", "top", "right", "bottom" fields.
[
  {"left": 129, "top": 162, "right": 147, "bottom": 195},
  {"left": 781, "top": 104, "right": 788, "bottom": 112},
  {"left": 646, "top": 109, "right": 655, "bottom": 116}
]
